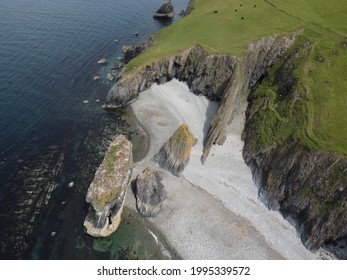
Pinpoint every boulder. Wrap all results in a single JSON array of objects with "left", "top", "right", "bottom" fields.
[
  {"left": 135, "top": 167, "right": 166, "bottom": 217},
  {"left": 154, "top": 124, "right": 196, "bottom": 176},
  {"left": 153, "top": 0, "right": 175, "bottom": 18},
  {"left": 84, "top": 134, "right": 133, "bottom": 237}
]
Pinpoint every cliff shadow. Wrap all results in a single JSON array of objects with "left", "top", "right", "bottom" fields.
[{"left": 202, "top": 99, "right": 219, "bottom": 142}]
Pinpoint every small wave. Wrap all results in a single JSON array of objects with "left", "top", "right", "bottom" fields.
[{"left": 148, "top": 229, "right": 172, "bottom": 259}]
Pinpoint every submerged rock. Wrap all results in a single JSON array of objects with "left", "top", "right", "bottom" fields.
[
  {"left": 84, "top": 134, "right": 133, "bottom": 237},
  {"left": 135, "top": 167, "right": 166, "bottom": 217},
  {"left": 154, "top": 124, "right": 196, "bottom": 176},
  {"left": 153, "top": 0, "right": 175, "bottom": 19}
]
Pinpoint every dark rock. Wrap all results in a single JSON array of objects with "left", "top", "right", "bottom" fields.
[
  {"left": 154, "top": 124, "right": 197, "bottom": 176},
  {"left": 123, "top": 38, "right": 153, "bottom": 64},
  {"left": 182, "top": 0, "right": 193, "bottom": 16},
  {"left": 135, "top": 167, "right": 166, "bottom": 217},
  {"left": 102, "top": 24, "right": 347, "bottom": 257},
  {"left": 202, "top": 34, "right": 299, "bottom": 162},
  {"left": 243, "top": 43, "right": 347, "bottom": 256},
  {"left": 243, "top": 139, "right": 347, "bottom": 253},
  {"left": 104, "top": 45, "right": 237, "bottom": 109},
  {"left": 104, "top": 33, "right": 298, "bottom": 162},
  {"left": 153, "top": 0, "right": 175, "bottom": 18},
  {"left": 84, "top": 134, "right": 133, "bottom": 237}
]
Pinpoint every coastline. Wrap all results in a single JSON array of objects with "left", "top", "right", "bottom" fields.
[{"left": 125, "top": 79, "right": 318, "bottom": 259}]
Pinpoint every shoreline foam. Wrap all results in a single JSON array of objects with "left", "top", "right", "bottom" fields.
[{"left": 126, "top": 79, "right": 317, "bottom": 259}]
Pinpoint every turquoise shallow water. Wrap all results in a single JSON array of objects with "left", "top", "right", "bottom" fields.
[{"left": 0, "top": 0, "right": 188, "bottom": 259}]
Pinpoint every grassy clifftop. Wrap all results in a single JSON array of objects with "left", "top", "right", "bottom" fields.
[{"left": 126, "top": 0, "right": 346, "bottom": 156}]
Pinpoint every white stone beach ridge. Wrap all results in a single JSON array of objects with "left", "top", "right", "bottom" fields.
[{"left": 126, "top": 79, "right": 318, "bottom": 259}]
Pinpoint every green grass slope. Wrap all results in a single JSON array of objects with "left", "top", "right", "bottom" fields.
[{"left": 126, "top": 0, "right": 347, "bottom": 156}]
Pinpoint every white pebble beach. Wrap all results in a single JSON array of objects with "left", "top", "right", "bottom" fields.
[{"left": 126, "top": 79, "right": 318, "bottom": 260}]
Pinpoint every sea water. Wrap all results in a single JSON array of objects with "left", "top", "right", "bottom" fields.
[{"left": 0, "top": 0, "right": 188, "bottom": 259}]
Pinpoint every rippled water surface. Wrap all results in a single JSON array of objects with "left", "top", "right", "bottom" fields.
[{"left": 0, "top": 0, "right": 188, "bottom": 259}]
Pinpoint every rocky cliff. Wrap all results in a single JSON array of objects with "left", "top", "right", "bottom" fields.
[
  {"left": 244, "top": 139, "right": 347, "bottom": 254},
  {"left": 103, "top": 31, "right": 346, "bottom": 256},
  {"left": 123, "top": 37, "right": 153, "bottom": 64},
  {"left": 243, "top": 40, "right": 347, "bottom": 256},
  {"left": 105, "top": 33, "right": 298, "bottom": 160},
  {"left": 104, "top": 44, "right": 236, "bottom": 108},
  {"left": 84, "top": 134, "right": 133, "bottom": 237}
]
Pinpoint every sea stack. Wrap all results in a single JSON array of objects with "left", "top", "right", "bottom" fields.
[
  {"left": 84, "top": 134, "right": 133, "bottom": 237},
  {"left": 154, "top": 124, "right": 196, "bottom": 176},
  {"left": 153, "top": 0, "right": 175, "bottom": 19}
]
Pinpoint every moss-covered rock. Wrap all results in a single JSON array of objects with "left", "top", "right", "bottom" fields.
[
  {"left": 154, "top": 124, "right": 196, "bottom": 176},
  {"left": 84, "top": 134, "right": 133, "bottom": 237}
]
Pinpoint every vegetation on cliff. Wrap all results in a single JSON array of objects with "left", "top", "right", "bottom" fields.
[
  {"left": 107, "top": 0, "right": 346, "bottom": 255},
  {"left": 243, "top": 37, "right": 347, "bottom": 254},
  {"left": 125, "top": 0, "right": 346, "bottom": 157}
]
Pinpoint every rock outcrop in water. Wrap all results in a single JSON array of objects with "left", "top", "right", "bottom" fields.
[
  {"left": 135, "top": 167, "right": 166, "bottom": 217},
  {"left": 153, "top": 0, "right": 175, "bottom": 19},
  {"left": 84, "top": 134, "right": 133, "bottom": 237},
  {"left": 154, "top": 124, "right": 196, "bottom": 176}
]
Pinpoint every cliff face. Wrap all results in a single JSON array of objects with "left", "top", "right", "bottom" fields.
[
  {"left": 84, "top": 134, "right": 133, "bottom": 237},
  {"left": 243, "top": 41, "right": 347, "bottom": 255},
  {"left": 243, "top": 139, "right": 347, "bottom": 252},
  {"left": 104, "top": 44, "right": 237, "bottom": 108},
  {"left": 104, "top": 32, "right": 346, "bottom": 256},
  {"left": 105, "top": 33, "right": 298, "bottom": 160}
]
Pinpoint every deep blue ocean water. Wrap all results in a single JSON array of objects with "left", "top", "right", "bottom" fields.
[{"left": 0, "top": 0, "right": 188, "bottom": 259}]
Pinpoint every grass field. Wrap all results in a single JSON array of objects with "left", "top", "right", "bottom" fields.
[{"left": 126, "top": 0, "right": 347, "bottom": 156}]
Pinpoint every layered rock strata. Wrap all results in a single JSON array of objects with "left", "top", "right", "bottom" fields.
[
  {"left": 103, "top": 29, "right": 346, "bottom": 256},
  {"left": 243, "top": 42, "right": 347, "bottom": 256},
  {"left": 244, "top": 139, "right": 347, "bottom": 254},
  {"left": 84, "top": 134, "right": 133, "bottom": 237},
  {"left": 135, "top": 167, "right": 167, "bottom": 217},
  {"left": 154, "top": 124, "right": 196, "bottom": 176},
  {"left": 105, "top": 33, "right": 298, "bottom": 161}
]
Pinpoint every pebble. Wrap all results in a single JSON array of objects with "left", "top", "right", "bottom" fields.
[
  {"left": 83, "top": 100, "right": 89, "bottom": 104},
  {"left": 51, "top": 232, "right": 56, "bottom": 237},
  {"left": 68, "top": 181, "right": 74, "bottom": 188}
]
